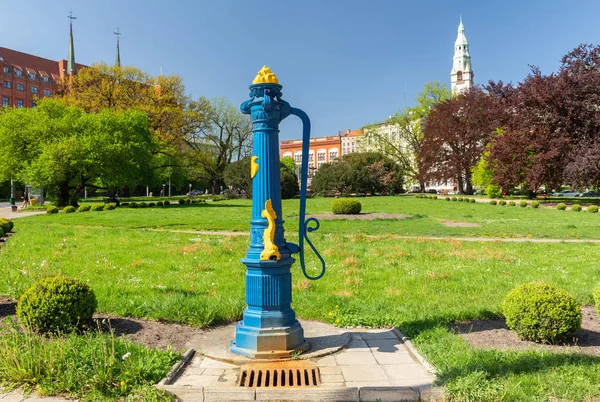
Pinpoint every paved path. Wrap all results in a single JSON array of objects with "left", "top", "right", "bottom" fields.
[
  {"left": 162, "top": 326, "right": 443, "bottom": 401},
  {"left": 0, "top": 388, "right": 74, "bottom": 401},
  {"left": 0, "top": 206, "right": 45, "bottom": 220}
]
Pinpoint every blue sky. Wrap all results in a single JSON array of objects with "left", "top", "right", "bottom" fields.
[{"left": 2, "top": 0, "right": 600, "bottom": 140}]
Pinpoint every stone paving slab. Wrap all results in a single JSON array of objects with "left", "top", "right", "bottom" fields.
[
  {"left": 165, "top": 323, "right": 444, "bottom": 401},
  {"left": 0, "top": 390, "right": 75, "bottom": 401}
]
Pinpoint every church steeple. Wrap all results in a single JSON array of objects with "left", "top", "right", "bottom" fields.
[
  {"left": 113, "top": 28, "right": 121, "bottom": 67},
  {"left": 451, "top": 16, "right": 474, "bottom": 93},
  {"left": 67, "top": 11, "right": 77, "bottom": 76}
]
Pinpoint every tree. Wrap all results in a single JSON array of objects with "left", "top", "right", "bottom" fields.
[
  {"left": 223, "top": 156, "right": 299, "bottom": 199},
  {"left": 0, "top": 100, "right": 154, "bottom": 206},
  {"left": 363, "top": 82, "right": 450, "bottom": 191},
  {"left": 183, "top": 98, "right": 253, "bottom": 194},
  {"left": 312, "top": 152, "right": 403, "bottom": 196},
  {"left": 421, "top": 88, "right": 496, "bottom": 194}
]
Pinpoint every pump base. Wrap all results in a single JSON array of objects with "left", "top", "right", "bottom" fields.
[{"left": 230, "top": 320, "right": 310, "bottom": 359}]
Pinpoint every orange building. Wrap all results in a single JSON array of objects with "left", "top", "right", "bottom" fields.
[
  {"left": 0, "top": 17, "right": 87, "bottom": 109},
  {"left": 279, "top": 129, "right": 363, "bottom": 180}
]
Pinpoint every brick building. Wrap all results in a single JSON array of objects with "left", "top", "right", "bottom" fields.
[
  {"left": 279, "top": 129, "right": 362, "bottom": 181},
  {"left": 0, "top": 17, "right": 86, "bottom": 109}
]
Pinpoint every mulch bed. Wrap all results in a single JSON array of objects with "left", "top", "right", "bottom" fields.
[
  {"left": 0, "top": 297, "right": 206, "bottom": 352},
  {"left": 307, "top": 213, "right": 411, "bottom": 221},
  {"left": 451, "top": 306, "right": 600, "bottom": 357}
]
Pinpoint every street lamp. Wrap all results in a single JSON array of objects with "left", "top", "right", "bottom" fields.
[
  {"left": 189, "top": 183, "right": 192, "bottom": 195},
  {"left": 162, "top": 184, "right": 166, "bottom": 197}
]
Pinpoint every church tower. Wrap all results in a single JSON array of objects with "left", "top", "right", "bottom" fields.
[{"left": 450, "top": 16, "right": 473, "bottom": 93}]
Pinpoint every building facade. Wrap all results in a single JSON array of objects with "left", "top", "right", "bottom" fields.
[
  {"left": 0, "top": 17, "right": 87, "bottom": 109},
  {"left": 450, "top": 16, "right": 474, "bottom": 94}
]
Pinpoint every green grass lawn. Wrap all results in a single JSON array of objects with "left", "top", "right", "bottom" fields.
[
  {"left": 26, "top": 196, "right": 600, "bottom": 239},
  {"left": 2, "top": 196, "right": 600, "bottom": 401}
]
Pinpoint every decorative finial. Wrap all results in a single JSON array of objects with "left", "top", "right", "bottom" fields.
[
  {"left": 68, "top": 10, "right": 77, "bottom": 24},
  {"left": 252, "top": 65, "right": 279, "bottom": 84}
]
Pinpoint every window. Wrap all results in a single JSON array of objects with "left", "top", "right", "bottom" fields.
[
  {"left": 14, "top": 69, "right": 22, "bottom": 76},
  {"left": 16, "top": 83, "right": 24, "bottom": 91},
  {"left": 294, "top": 153, "right": 302, "bottom": 163},
  {"left": 329, "top": 150, "right": 338, "bottom": 160},
  {"left": 42, "top": 76, "right": 49, "bottom": 83},
  {"left": 31, "top": 101, "right": 36, "bottom": 108},
  {"left": 317, "top": 151, "right": 326, "bottom": 161},
  {"left": 3, "top": 81, "right": 11, "bottom": 88},
  {"left": 308, "top": 153, "right": 314, "bottom": 162},
  {"left": 31, "top": 87, "right": 38, "bottom": 94},
  {"left": 2, "top": 66, "right": 8, "bottom": 74},
  {"left": 43, "top": 89, "right": 51, "bottom": 97},
  {"left": 28, "top": 73, "right": 36, "bottom": 79},
  {"left": 2, "top": 97, "right": 8, "bottom": 107},
  {"left": 457, "top": 71, "right": 463, "bottom": 82},
  {"left": 17, "top": 99, "right": 23, "bottom": 108}
]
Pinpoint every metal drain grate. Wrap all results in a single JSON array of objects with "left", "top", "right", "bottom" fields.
[{"left": 238, "top": 362, "right": 320, "bottom": 388}]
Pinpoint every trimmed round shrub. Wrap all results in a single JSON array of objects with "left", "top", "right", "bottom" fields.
[
  {"left": 77, "top": 205, "right": 90, "bottom": 212},
  {"left": 557, "top": 203, "right": 567, "bottom": 210},
  {"left": 502, "top": 282, "right": 581, "bottom": 344},
  {"left": 164, "top": 200, "right": 170, "bottom": 206},
  {"left": 445, "top": 197, "right": 450, "bottom": 201},
  {"left": 16, "top": 276, "right": 97, "bottom": 334},
  {"left": 91, "top": 204, "right": 104, "bottom": 212},
  {"left": 104, "top": 204, "right": 116, "bottom": 211},
  {"left": 331, "top": 198, "right": 362, "bottom": 215},
  {"left": 148, "top": 202, "right": 156, "bottom": 207},
  {"left": 46, "top": 206, "right": 59, "bottom": 214},
  {"left": 531, "top": 201, "right": 540, "bottom": 209},
  {"left": 508, "top": 201, "right": 516, "bottom": 207},
  {"left": 587, "top": 205, "right": 599, "bottom": 213},
  {"left": 490, "top": 200, "right": 497, "bottom": 205},
  {"left": 157, "top": 201, "right": 164, "bottom": 207},
  {"left": 571, "top": 204, "right": 582, "bottom": 212},
  {"left": 451, "top": 197, "right": 457, "bottom": 201},
  {"left": 432, "top": 195, "right": 438, "bottom": 200},
  {"left": 457, "top": 197, "right": 463, "bottom": 202},
  {"left": 0, "top": 218, "right": 14, "bottom": 233},
  {"left": 469, "top": 198, "right": 476, "bottom": 203},
  {"left": 178, "top": 198, "right": 186, "bottom": 205},
  {"left": 0, "top": 221, "right": 8, "bottom": 235},
  {"left": 129, "top": 202, "right": 139, "bottom": 209},
  {"left": 63, "top": 206, "right": 76, "bottom": 214},
  {"left": 519, "top": 201, "right": 528, "bottom": 208},
  {"left": 185, "top": 198, "right": 192, "bottom": 204},
  {"left": 139, "top": 202, "right": 148, "bottom": 208},
  {"left": 499, "top": 200, "right": 507, "bottom": 206}
]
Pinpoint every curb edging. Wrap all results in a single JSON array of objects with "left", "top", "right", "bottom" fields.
[{"left": 158, "top": 348, "right": 196, "bottom": 386}]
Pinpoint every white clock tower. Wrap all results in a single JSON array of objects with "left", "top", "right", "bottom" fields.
[{"left": 451, "top": 16, "right": 474, "bottom": 94}]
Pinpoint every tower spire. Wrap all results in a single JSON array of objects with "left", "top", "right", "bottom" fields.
[
  {"left": 450, "top": 16, "right": 473, "bottom": 93},
  {"left": 113, "top": 27, "right": 121, "bottom": 67},
  {"left": 67, "top": 11, "right": 77, "bottom": 75}
]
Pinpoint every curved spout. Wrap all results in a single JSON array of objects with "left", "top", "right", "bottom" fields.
[{"left": 289, "top": 107, "right": 326, "bottom": 280}]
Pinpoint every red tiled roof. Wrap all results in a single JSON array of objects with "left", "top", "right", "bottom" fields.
[{"left": 0, "top": 47, "right": 87, "bottom": 77}]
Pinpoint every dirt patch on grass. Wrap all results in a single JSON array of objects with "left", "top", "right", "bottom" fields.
[
  {"left": 440, "top": 220, "right": 480, "bottom": 228},
  {"left": 0, "top": 297, "right": 211, "bottom": 352},
  {"left": 451, "top": 306, "right": 600, "bottom": 357},
  {"left": 307, "top": 213, "right": 411, "bottom": 221}
]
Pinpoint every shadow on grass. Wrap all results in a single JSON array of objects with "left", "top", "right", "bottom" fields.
[
  {"left": 94, "top": 317, "right": 143, "bottom": 336},
  {"left": 0, "top": 301, "right": 16, "bottom": 319}
]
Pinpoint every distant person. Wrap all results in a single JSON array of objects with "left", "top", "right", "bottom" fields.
[{"left": 21, "top": 193, "right": 28, "bottom": 209}]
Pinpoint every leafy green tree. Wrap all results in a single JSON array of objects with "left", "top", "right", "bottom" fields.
[
  {"left": 312, "top": 152, "right": 403, "bottom": 196},
  {"left": 0, "top": 100, "right": 154, "bottom": 206},
  {"left": 363, "top": 82, "right": 450, "bottom": 191},
  {"left": 223, "top": 156, "right": 298, "bottom": 199}
]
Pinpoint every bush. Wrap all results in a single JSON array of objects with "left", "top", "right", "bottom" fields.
[
  {"left": 91, "top": 204, "right": 104, "bottom": 212},
  {"left": 157, "top": 201, "right": 164, "bottom": 207},
  {"left": 0, "top": 218, "right": 14, "bottom": 233},
  {"left": 531, "top": 201, "right": 540, "bottom": 209},
  {"left": 451, "top": 197, "right": 457, "bottom": 201},
  {"left": 486, "top": 184, "right": 502, "bottom": 199},
  {"left": 63, "top": 206, "right": 76, "bottom": 213},
  {"left": 588, "top": 205, "right": 599, "bottom": 213},
  {"left": 16, "top": 276, "right": 97, "bottom": 334},
  {"left": 138, "top": 202, "right": 148, "bottom": 208},
  {"left": 103, "top": 204, "right": 116, "bottom": 211},
  {"left": 508, "top": 201, "right": 516, "bottom": 206},
  {"left": 458, "top": 197, "right": 463, "bottom": 202},
  {"left": 331, "top": 198, "right": 362, "bottom": 215},
  {"left": 178, "top": 198, "right": 186, "bottom": 205},
  {"left": 77, "top": 205, "right": 90, "bottom": 212},
  {"left": 148, "top": 202, "right": 156, "bottom": 207},
  {"left": 129, "top": 202, "right": 139, "bottom": 209},
  {"left": 499, "top": 200, "right": 507, "bottom": 206},
  {"left": 501, "top": 282, "right": 581, "bottom": 344},
  {"left": 164, "top": 200, "right": 170, "bottom": 206},
  {"left": 46, "top": 206, "right": 59, "bottom": 214},
  {"left": 489, "top": 200, "right": 497, "bottom": 205},
  {"left": 185, "top": 198, "right": 192, "bottom": 204},
  {"left": 557, "top": 203, "right": 567, "bottom": 210},
  {"left": 469, "top": 198, "right": 476, "bottom": 203},
  {"left": 0, "top": 222, "right": 7, "bottom": 236},
  {"left": 519, "top": 201, "right": 528, "bottom": 207},
  {"left": 571, "top": 204, "right": 582, "bottom": 212},
  {"left": 445, "top": 197, "right": 450, "bottom": 201}
]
